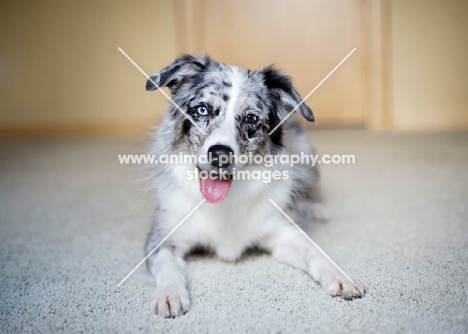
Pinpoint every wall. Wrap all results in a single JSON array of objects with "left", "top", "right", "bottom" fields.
[
  {"left": 391, "top": 0, "right": 468, "bottom": 131},
  {"left": 0, "top": 0, "right": 176, "bottom": 135}
]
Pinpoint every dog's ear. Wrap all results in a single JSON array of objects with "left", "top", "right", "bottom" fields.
[
  {"left": 262, "top": 66, "right": 315, "bottom": 122},
  {"left": 146, "top": 55, "right": 212, "bottom": 94}
]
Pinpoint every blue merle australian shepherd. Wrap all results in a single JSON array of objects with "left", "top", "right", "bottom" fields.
[{"left": 144, "top": 55, "right": 364, "bottom": 317}]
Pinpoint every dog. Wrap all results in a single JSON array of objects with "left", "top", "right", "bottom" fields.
[{"left": 144, "top": 55, "right": 364, "bottom": 317}]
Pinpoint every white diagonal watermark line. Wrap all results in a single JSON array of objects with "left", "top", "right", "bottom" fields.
[
  {"left": 268, "top": 47, "right": 357, "bottom": 135},
  {"left": 117, "top": 199, "right": 205, "bottom": 287},
  {"left": 269, "top": 199, "right": 358, "bottom": 289},
  {"left": 117, "top": 47, "right": 207, "bottom": 135}
]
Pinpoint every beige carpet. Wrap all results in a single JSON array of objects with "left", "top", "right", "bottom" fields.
[{"left": 1, "top": 130, "right": 467, "bottom": 333}]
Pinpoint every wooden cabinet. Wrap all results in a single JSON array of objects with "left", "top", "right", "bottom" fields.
[{"left": 174, "top": 0, "right": 369, "bottom": 128}]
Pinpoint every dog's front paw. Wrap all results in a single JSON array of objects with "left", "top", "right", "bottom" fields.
[
  {"left": 153, "top": 285, "right": 190, "bottom": 318},
  {"left": 321, "top": 271, "right": 365, "bottom": 300}
]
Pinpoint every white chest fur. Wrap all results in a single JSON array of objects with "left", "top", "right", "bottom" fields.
[{"left": 161, "top": 164, "right": 292, "bottom": 261}]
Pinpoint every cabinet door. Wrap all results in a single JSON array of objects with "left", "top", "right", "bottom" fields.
[{"left": 175, "top": 0, "right": 364, "bottom": 127}]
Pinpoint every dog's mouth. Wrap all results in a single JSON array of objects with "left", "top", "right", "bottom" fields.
[{"left": 198, "top": 168, "right": 233, "bottom": 204}]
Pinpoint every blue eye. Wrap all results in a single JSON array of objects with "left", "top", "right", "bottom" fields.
[{"left": 197, "top": 105, "right": 208, "bottom": 116}]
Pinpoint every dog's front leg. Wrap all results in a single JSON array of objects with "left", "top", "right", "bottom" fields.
[
  {"left": 265, "top": 226, "right": 365, "bottom": 300},
  {"left": 146, "top": 245, "right": 190, "bottom": 317}
]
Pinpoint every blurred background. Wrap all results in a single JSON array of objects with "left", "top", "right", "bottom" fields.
[
  {"left": 1, "top": 2, "right": 468, "bottom": 331},
  {"left": 1, "top": 0, "right": 467, "bottom": 138}
]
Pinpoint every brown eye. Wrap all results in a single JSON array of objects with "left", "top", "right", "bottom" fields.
[{"left": 245, "top": 113, "right": 258, "bottom": 124}]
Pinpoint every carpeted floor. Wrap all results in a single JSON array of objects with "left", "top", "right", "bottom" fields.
[{"left": 1, "top": 130, "right": 467, "bottom": 333}]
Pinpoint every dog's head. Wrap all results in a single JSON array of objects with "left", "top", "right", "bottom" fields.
[{"left": 147, "top": 55, "right": 314, "bottom": 203}]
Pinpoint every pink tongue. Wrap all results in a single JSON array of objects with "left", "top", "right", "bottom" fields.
[{"left": 200, "top": 178, "right": 231, "bottom": 204}]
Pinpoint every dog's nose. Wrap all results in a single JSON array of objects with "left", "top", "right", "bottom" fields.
[{"left": 208, "top": 145, "right": 234, "bottom": 168}]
